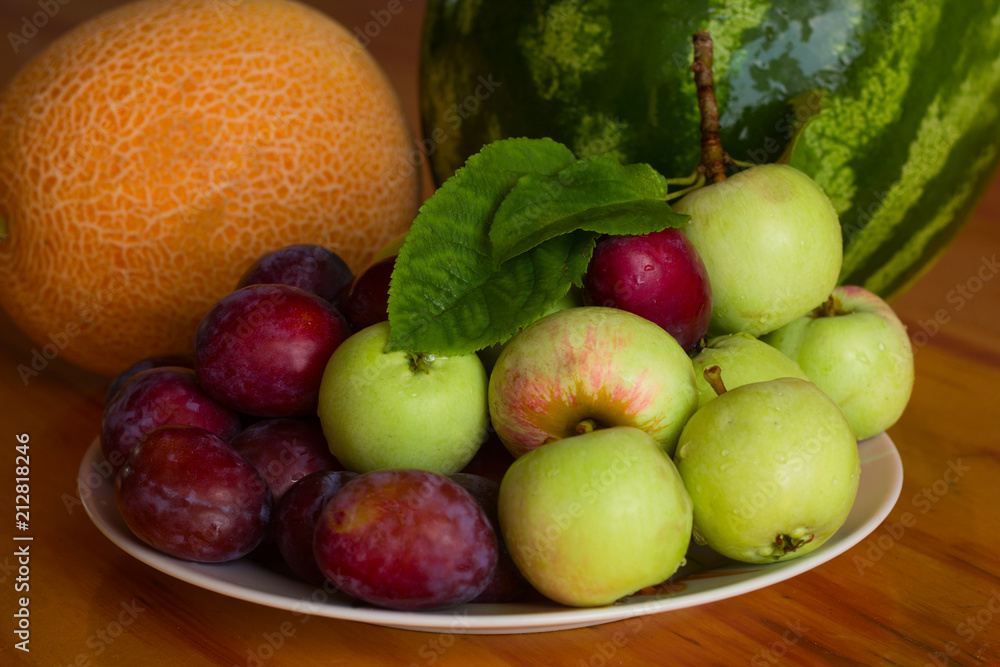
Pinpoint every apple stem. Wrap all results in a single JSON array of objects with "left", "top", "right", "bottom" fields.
[
  {"left": 575, "top": 419, "right": 597, "bottom": 435},
  {"left": 692, "top": 32, "right": 728, "bottom": 184},
  {"left": 703, "top": 365, "right": 728, "bottom": 396},
  {"left": 818, "top": 294, "right": 842, "bottom": 317},
  {"left": 690, "top": 32, "right": 750, "bottom": 183}
]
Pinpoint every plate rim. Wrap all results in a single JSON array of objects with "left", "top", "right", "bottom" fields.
[{"left": 79, "top": 433, "right": 903, "bottom": 634}]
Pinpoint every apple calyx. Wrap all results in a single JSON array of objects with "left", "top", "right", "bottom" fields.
[
  {"left": 702, "top": 365, "right": 728, "bottom": 396},
  {"left": 406, "top": 352, "right": 436, "bottom": 374},
  {"left": 770, "top": 533, "right": 815, "bottom": 560}
]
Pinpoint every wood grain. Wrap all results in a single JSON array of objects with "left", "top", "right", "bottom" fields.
[{"left": 2, "top": 2, "right": 1000, "bottom": 665}]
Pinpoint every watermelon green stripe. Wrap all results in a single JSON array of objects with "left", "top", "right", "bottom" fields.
[
  {"left": 866, "top": 145, "right": 999, "bottom": 297},
  {"left": 789, "top": 0, "right": 1000, "bottom": 296},
  {"left": 786, "top": 0, "right": 940, "bottom": 224},
  {"left": 420, "top": 0, "right": 1000, "bottom": 300},
  {"left": 846, "top": 7, "right": 1000, "bottom": 296}
]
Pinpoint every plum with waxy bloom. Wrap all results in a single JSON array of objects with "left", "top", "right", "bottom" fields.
[
  {"left": 115, "top": 424, "right": 272, "bottom": 563},
  {"left": 313, "top": 469, "right": 497, "bottom": 610}
]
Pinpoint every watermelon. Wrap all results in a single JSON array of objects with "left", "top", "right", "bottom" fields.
[{"left": 419, "top": 0, "right": 1000, "bottom": 300}]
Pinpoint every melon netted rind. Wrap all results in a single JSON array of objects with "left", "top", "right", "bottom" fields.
[{"left": 0, "top": 0, "right": 420, "bottom": 376}]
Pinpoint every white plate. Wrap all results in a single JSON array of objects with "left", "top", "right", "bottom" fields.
[{"left": 79, "top": 433, "right": 902, "bottom": 634}]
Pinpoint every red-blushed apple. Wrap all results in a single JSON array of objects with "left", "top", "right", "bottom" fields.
[
  {"left": 691, "top": 332, "right": 808, "bottom": 408},
  {"left": 498, "top": 426, "right": 693, "bottom": 607},
  {"left": 477, "top": 287, "right": 582, "bottom": 375},
  {"left": 317, "top": 321, "right": 489, "bottom": 474},
  {"left": 488, "top": 307, "right": 698, "bottom": 458},
  {"left": 673, "top": 164, "right": 842, "bottom": 337},
  {"left": 762, "top": 285, "right": 915, "bottom": 440},
  {"left": 674, "top": 377, "right": 859, "bottom": 564}
]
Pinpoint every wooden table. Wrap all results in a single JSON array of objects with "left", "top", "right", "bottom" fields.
[{"left": 2, "top": 2, "right": 1000, "bottom": 665}]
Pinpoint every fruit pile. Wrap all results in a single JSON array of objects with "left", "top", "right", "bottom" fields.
[
  {"left": 102, "top": 241, "right": 531, "bottom": 607},
  {"left": 100, "top": 163, "right": 914, "bottom": 609},
  {"left": 98, "top": 32, "right": 915, "bottom": 612}
]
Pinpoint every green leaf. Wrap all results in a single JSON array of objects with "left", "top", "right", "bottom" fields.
[
  {"left": 386, "top": 137, "right": 578, "bottom": 354},
  {"left": 489, "top": 155, "right": 687, "bottom": 264},
  {"left": 389, "top": 230, "right": 597, "bottom": 354}
]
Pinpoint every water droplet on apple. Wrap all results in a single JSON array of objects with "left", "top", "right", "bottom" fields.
[
  {"left": 878, "top": 342, "right": 886, "bottom": 351},
  {"left": 643, "top": 264, "right": 655, "bottom": 272},
  {"left": 720, "top": 449, "right": 729, "bottom": 456},
  {"left": 692, "top": 528, "right": 707, "bottom": 545},
  {"left": 677, "top": 443, "right": 691, "bottom": 459},
  {"left": 774, "top": 453, "right": 787, "bottom": 464},
  {"left": 732, "top": 508, "right": 741, "bottom": 516}
]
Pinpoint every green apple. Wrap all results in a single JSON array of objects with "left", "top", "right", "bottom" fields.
[
  {"left": 674, "top": 377, "right": 860, "bottom": 564},
  {"left": 477, "top": 286, "right": 583, "bottom": 376},
  {"left": 488, "top": 306, "right": 698, "bottom": 458},
  {"left": 499, "top": 426, "right": 693, "bottom": 607},
  {"left": 317, "top": 321, "right": 489, "bottom": 474},
  {"left": 691, "top": 332, "right": 809, "bottom": 408},
  {"left": 762, "top": 285, "right": 914, "bottom": 440},
  {"left": 673, "top": 164, "right": 842, "bottom": 337}
]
